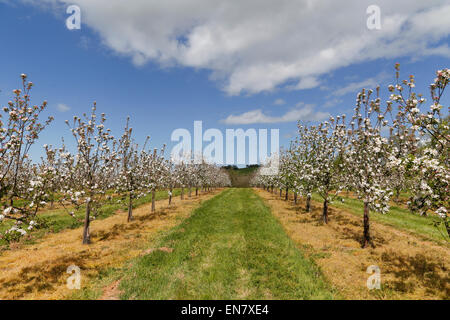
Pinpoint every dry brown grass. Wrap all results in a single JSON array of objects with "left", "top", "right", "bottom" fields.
[
  {"left": 0, "top": 190, "right": 222, "bottom": 300},
  {"left": 256, "top": 188, "right": 449, "bottom": 300}
]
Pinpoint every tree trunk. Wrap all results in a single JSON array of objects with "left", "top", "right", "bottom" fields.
[
  {"left": 151, "top": 189, "right": 156, "bottom": 213},
  {"left": 181, "top": 187, "right": 184, "bottom": 200},
  {"left": 196, "top": 188, "right": 198, "bottom": 196},
  {"left": 169, "top": 187, "right": 173, "bottom": 205},
  {"left": 127, "top": 192, "right": 133, "bottom": 222},
  {"left": 279, "top": 188, "right": 282, "bottom": 197},
  {"left": 188, "top": 186, "right": 192, "bottom": 197},
  {"left": 306, "top": 194, "right": 311, "bottom": 212},
  {"left": 322, "top": 199, "right": 328, "bottom": 224},
  {"left": 294, "top": 192, "right": 297, "bottom": 204},
  {"left": 395, "top": 188, "right": 400, "bottom": 203},
  {"left": 285, "top": 188, "right": 289, "bottom": 201},
  {"left": 82, "top": 201, "right": 91, "bottom": 244},
  {"left": 444, "top": 219, "right": 449, "bottom": 238},
  {"left": 362, "top": 201, "right": 371, "bottom": 248}
]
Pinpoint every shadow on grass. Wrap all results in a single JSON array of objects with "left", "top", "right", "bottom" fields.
[{"left": 381, "top": 250, "right": 449, "bottom": 298}]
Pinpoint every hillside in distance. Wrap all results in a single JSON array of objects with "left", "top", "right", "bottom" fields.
[{"left": 223, "top": 165, "right": 260, "bottom": 187}]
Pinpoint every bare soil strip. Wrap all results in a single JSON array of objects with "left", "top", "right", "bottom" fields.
[
  {"left": 256, "top": 188, "right": 449, "bottom": 300},
  {"left": 0, "top": 190, "right": 222, "bottom": 300}
]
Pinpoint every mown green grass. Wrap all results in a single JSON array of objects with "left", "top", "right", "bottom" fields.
[
  {"left": 0, "top": 189, "right": 181, "bottom": 247},
  {"left": 115, "top": 188, "right": 336, "bottom": 300},
  {"left": 310, "top": 193, "right": 448, "bottom": 243}
]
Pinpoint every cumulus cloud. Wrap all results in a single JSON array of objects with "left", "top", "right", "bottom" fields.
[
  {"left": 286, "top": 76, "right": 320, "bottom": 91},
  {"left": 56, "top": 103, "right": 70, "bottom": 112},
  {"left": 333, "top": 72, "right": 389, "bottom": 96},
  {"left": 21, "top": 0, "right": 450, "bottom": 95},
  {"left": 273, "top": 98, "right": 286, "bottom": 106},
  {"left": 221, "top": 105, "right": 329, "bottom": 125},
  {"left": 323, "top": 98, "right": 343, "bottom": 108}
]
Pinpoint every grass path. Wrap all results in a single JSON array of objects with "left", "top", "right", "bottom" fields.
[{"left": 115, "top": 188, "right": 335, "bottom": 300}]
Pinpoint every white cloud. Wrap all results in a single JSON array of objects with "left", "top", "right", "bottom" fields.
[
  {"left": 295, "top": 101, "right": 306, "bottom": 108},
  {"left": 56, "top": 103, "right": 70, "bottom": 112},
  {"left": 273, "top": 98, "right": 286, "bottom": 106},
  {"left": 22, "top": 0, "right": 450, "bottom": 95},
  {"left": 323, "top": 98, "right": 343, "bottom": 108},
  {"left": 287, "top": 76, "right": 320, "bottom": 91},
  {"left": 78, "top": 36, "right": 90, "bottom": 50},
  {"left": 333, "top": 72, "right": 389, "bottom": 96},
  {"left": 221, "top": 105, "right": 329, "bottom": 125},
  {"left": 284, "top": 130, "right": 297, "bottom": 139}
]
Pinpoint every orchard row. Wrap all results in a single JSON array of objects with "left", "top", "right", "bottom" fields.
[
  {"left": 0, "top": 75, "right": 230, "bottom": 244},
  {"left": 253, "top": 65, "right": 449, "bottom": 247}
]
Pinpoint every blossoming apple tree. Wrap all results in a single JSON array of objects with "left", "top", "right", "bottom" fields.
[
  {"left": 0, "top": 74, "right": 53, "bottom": 241},
  {"left": 62, "top": 105, "right": 117, "bottom": 244},
  {"left": 392, "top": 66, "right": 449, "bottom": 236}
]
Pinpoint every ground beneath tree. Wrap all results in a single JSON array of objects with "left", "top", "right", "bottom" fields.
[
  {"left": 0, "top": 190, "right": 221, "bottom": 299},
  {"left": 256, "top": 189, "right": 449, "bottom": 300}
]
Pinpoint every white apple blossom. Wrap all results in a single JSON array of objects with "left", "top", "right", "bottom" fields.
[{"left": 0, "top": 75, "right": 54, "bottom": 242}]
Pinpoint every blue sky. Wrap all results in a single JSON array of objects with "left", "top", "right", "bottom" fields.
[{"left": 1, "top": 1, "right": 449, "bottom": 164}]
